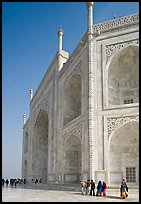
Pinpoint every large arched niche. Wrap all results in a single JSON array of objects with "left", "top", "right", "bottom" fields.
[
  {"left": 23, "top": 132, "right": 28, "bottom": 179},
  {"left": 24, "top": 160, "right": 28, "bottom": 177},
  {"left": 108, "top": 45, "right": 139, "bottom": 106},
  {"left": 63, "top": 74, "right": 81, "bottom": 126},
  {"left": 109, "top": 121, "right": 139, "bottom": 185},
  {"left": 24, "top": 132, "right": 28, "bottom": 154},
  {"left": 64, "top": 135, "right": 81, "bottom": 182},
  {"left": 32, "top": 109, "right": 49, "bottom": 183}
]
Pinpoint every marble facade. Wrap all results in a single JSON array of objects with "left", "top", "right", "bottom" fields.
[{"left": 22, "top": 3, "right": 139, "bottom": 186}]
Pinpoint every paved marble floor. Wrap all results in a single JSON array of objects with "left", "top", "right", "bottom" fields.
[{"left": 2, "top": 186, "right": 139, "bottom": 202}]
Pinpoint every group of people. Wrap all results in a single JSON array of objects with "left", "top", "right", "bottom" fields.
[
  {"left": 2, "top": 178, "right": 43, "bottom": 187},
  {"left": 81, "top": 179, "right": 107, "bottom": 196},
  {"left": 31, "top": 178, "right": 42, "bottom": 184},
  {"left": 2, "top": 178, "right": 26, "bottom": 187},
  {"left": 81, "top": 178, "right": 129, "bottom": 199}
]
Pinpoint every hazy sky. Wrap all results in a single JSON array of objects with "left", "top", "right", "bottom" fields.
[{"left": 2, "top": 2, "right": 139, "bottom": 179}]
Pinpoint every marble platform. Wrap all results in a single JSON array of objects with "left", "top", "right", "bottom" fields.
[{"left": 2, "top": 185, "right": 139, "bottom": 202}]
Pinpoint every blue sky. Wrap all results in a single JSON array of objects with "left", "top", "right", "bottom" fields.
[{"left": 2, "top": 2, "right": 139, "bottom": 179}]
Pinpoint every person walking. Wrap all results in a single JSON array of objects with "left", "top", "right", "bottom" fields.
[
  {"left": 90, "top": 180, "right": 95, "bottom": 196},
  {"left": 96, "top": 180, "right": 103, "bottom": 196},
  {"left": 120, "top": 179, "right": 128, "bottom": 199},
  {"left": 86, "top": 179, "right": 91, "bottom": 195},
  {"left": 5, "top": 179, "right": 9, "bottom": 187},
  {"left": 81, "top": 180, "right": 86, "bottom": 195},
  {"left": 102, "top": 181, "right": 107, "bottom": 196},
  {"left": 2, "top": 179, "right": 5, "bottom": 186}
]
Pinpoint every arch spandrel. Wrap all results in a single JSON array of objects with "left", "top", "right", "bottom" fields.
[
  {"left": 109, "top": 120, "right": 139, "bottom": 145},
  {"left": 62, "top": 122, "right": 82, "bottom": 146},
  {"left": 106, "top": 41, "right": 139, "bottom": 65},
  {"left": 63, "top": 134, "right": 81, "bottom": 147},
  {"left": 107, "top": 44, "right": 139, "bottom": 73},
  {"left": 32, "top": 100, "right": 49, "bottom": 127},
  {"left": 63, "top": 61, "right": 82, "bottom": 87},
  {"left": 108, "top": 115, "right": 139, "bottom": 142}
]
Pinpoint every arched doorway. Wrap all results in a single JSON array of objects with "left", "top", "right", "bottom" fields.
[
  {"left": 32, "top": 110, "right": 49, "bottom": 183},
  {"left": 109, "top": 121, "right": 139, "bottom": 185}
]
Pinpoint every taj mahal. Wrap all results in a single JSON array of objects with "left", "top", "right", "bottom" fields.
[{"left": 22, "top": 2, "right": 139, "bottom": 186}]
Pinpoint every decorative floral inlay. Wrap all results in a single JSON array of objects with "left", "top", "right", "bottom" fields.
[
  {"left": 107, "top": 115, "right": 139, "bottom": 137},
  {"left": 63, "top": 122, "right": 82, "bottom": 146},
  {"left": 64, "top": 61, "right": 82, "bottom": 87},
  {"left": 32, "top": 97, "right": 49, "bottom": 126},
  {"left": 106, "top": 40, "right": 139, "bottom": 63}
]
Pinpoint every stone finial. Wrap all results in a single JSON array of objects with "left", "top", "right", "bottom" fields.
[
  {"left": 30, "top": 88, "right": 33, "bottom": 101},
  {"left": 86, "top": 2, "right": 95, "bottom": 7},
  {"left": 23, "top": 113, "right": 26, "bottom": 125},
  {"left": 57, "top": 27, "right": 64, "bottom": 37},
  {"left": 58, "top": 27, "right": 64, "bottom": 53}
]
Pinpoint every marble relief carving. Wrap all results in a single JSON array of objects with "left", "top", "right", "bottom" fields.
[
  {"left": 106, "top": 40, "right": 139, "bottom": 63},
  {"left": 64, "top": 62, "right": 82, "bottom": 87},
  {"left": 107, "top": 115, "right": 139, "bottom": 137},
  {"left": 32, "top": 97, "right": 49, "bottom": 126},
  {"left": 93, "top": 13, "right": 139, "bottom": 33},
  {"left": 63, "top": 122, "right": 82, "bottom": 146}
]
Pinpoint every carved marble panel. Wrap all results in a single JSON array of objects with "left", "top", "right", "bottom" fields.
[
  {"left": 106, "top": 40, "right": 139, "bottom": 63},
  {"left": 64, "top": 61, "right": 82, "bottom": 87},
  {"left": 63, "top": 122, "right": 82, "bottom": 146},
  {"left": 93, "top": 13, "right": 139, "bottom": 33},
  {"left": 107, "top": 115, "right": 139, "bottom": 137}
]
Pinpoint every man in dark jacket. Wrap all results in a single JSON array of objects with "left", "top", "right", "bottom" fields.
[{"left": 90, "top": 180, "right": 95, "bottom": 196}]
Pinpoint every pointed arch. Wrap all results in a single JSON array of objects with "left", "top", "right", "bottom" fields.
[
  {"left": 32, "top": 109, "right": 49, "bottom": 183},
  {"left": 24, "top": 132, "right": 29, "bottom": 154},
  {"left": 107, "top": 45, "right": 139, "bottom": 106},
  {"left": 64, "top": 135, "right": 81, "bottom": 182},
  {"left": 109, "top": 121, "right": 139, "bottom": 185},
  {"left": 63, "top": 74, "right": 81, "bottom": 126},
  {"left": 24, "top": 160, "right": 28, "bottom": 177}
]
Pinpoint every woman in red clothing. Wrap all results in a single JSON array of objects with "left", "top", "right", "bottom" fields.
[{"left": 102, "top": 181, "right": 107, "bottom": 196}]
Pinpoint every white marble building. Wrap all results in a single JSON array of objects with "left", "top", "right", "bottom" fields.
[{"left": 22, "top": 3, "right": 139, "bottom": 186}]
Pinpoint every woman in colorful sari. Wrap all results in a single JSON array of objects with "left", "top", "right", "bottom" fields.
[
  {"left": 96, "top": 180, "right": 103, "bottom": 196},
  {"left": 120, "top": 179, "right": 128, "bottom": 199},
  {"left": 102, "top": 181, "right": 107, "bottom": 196}
]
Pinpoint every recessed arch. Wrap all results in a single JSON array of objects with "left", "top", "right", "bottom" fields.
[
  {"left": 24, "top": 132, "right": 28, "bottom": 154},
  {"left": 64, "top": 135, "right": 81, "bottom": 182},
  {"left": 32, "top": 109, "right": 49, "bottom": 183},
  {"left": 63, "top": 74, "right": 81, "bottom": 126},
  {"left": 24, "top": 160, "right": 27, "bottom": 177},
  {"left": 107, "top": 45, "right": 139, "bottom": 106},
  {"left": 109, "top": 121, "right": 139, "bottom": 185}
]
